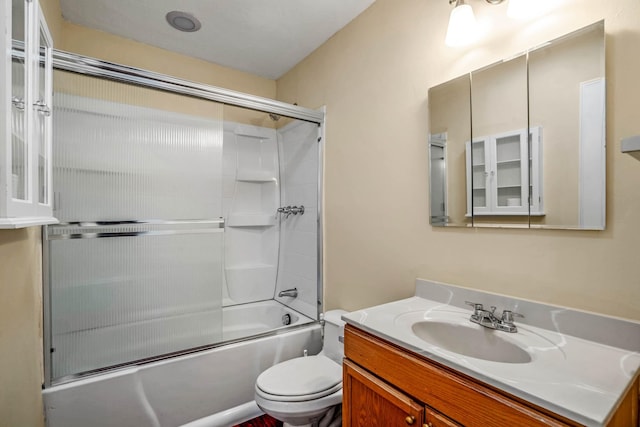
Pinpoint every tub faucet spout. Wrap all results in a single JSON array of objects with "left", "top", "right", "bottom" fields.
[{"left": 278, "top": 288, "right": 298, "bottom": 298}]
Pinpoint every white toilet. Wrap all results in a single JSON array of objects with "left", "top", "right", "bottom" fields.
[{"left": 254, "top": 309, "right": 348, "bottom": 427}]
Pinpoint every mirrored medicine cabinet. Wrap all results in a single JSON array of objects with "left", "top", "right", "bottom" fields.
[{"left": 428, "top": 21, "right": 605, "bottom": 230}]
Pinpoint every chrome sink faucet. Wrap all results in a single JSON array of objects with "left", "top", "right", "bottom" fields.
[{"left": 465, "top": 301, "right": 524, "bottom": 333}]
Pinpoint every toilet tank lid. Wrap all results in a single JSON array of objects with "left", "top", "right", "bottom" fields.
[{"left": 323, "top": 309, "right": 348, "bottom": 326}]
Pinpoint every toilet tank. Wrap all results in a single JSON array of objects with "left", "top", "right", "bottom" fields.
[{"left": 322, "top": 309, "right": 348, "bottom": 365}]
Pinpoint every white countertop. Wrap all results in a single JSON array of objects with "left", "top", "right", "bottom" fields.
[{"left": 343, "top": 291, "right": 640, "bottom": 427}]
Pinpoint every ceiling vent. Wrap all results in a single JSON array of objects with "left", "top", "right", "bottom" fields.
[{"left": 166, "top": 11, "right": 201, "bottom": 32}]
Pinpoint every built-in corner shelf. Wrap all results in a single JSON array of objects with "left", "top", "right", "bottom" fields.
[
  {"left": 225, "top": 263, "right": 276, "bottom": 273},
  {"left": 223, "top": 123, "right": 280, "bottom": 304},
  {"left": 0, "top": 216, "right": 59, "bottom": 229},
  {"left": 621, "top": 135, "right": 640, "bottom": 153},
  {"left": 236, "top": 170, "right": 277, "bottom": 183},
  {"left": 227, "top": 213, "right": 276, "bottom": 227}
]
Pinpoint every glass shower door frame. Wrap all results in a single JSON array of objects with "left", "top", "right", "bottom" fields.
[{"left": 43, "top": 50, "right": 325, "bottom": 387}]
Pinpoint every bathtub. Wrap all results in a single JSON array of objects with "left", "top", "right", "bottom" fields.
[
  {"left": 222, "top": 300, "right": 307, "bottom": 341},
  {"left": 42, "top": 301, "right": 321, "bottom": 427}
]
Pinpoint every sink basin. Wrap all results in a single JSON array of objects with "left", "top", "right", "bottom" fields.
[{"left": 411, "top": 321, "right": 532, "bottom": 364}]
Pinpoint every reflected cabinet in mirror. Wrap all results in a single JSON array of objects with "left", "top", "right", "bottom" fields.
[
  {"left": 470, "top": 54, "right": 529, "bottom": 227},
  {"left": 428, "top": 21, "right": 605, "bottom": 230}
]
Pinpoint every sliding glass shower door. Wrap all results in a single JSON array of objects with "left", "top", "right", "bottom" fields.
[{"left": 46, "top": 71, "right": 225, "bottom": 381}]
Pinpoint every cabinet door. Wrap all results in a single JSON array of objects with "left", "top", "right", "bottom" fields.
[
  {"left": 9, "top": 0, "right": 31, "bottom": 213},
  {"left": 491, "top": 130, "right": 528, "bottom": 214},
  {"left": 466, "top": 130, "right": 532, "bottom": 217},
  {"left": 343, "top": 359, "right": 424, "bottom": 427},
  {"left": 466, "top": 139, "right": 491, "bottom": 216},
  {"left": 33, "top": 2, "right": 52, "bottom": 215}
]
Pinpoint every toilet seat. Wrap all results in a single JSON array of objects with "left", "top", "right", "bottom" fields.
[{"left": 255, "top": 355, "right": 342, "bottom": 402}]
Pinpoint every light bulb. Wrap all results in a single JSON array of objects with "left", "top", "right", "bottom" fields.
[{"left": 445, "top": 2, "right": 478, "bottom": 47}]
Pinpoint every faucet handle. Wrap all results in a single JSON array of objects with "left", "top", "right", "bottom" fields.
[
  {"left": 501, "top": 310, "right": 524, "bottom": 324},
  {"left": 464, "top": 301, "right": 484, "bottom": 316},
  {"left": 465, "top": 301, "right": 484, "bottom": 313}
]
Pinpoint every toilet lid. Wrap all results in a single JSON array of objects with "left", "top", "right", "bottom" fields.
[{"left": 256, "top": 355, "right": 342, "bottom": 400}]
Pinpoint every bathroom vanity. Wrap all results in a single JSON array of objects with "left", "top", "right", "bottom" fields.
[{"left": 342, "top": 280, "right": 640, "bottom": 427}]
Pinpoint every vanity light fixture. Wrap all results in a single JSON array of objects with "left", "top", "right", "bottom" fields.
[{"left": 445, "top": 0, "right": 505, "bottom": 47}]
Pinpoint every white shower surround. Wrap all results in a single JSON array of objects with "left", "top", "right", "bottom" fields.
[
  {"left": 274, "top": 120, "right": 320, "bottom": 319},
  {"left": 223, "top": 119, "right": 320, "bottom": 320}
]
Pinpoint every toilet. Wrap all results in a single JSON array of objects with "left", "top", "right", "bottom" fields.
[{"left": 254, "top": 309, "right": 348, "bottom": 427}]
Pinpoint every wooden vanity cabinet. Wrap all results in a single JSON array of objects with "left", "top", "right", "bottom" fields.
[{"left": 343, "top": 324, "right": 639, "bottom": 427}]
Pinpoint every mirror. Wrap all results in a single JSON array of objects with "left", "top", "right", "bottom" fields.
[
  {"left": 428, "top": 21, "right": 605, "bottom": 230},
  {"left": 470, "top": 54, "right": 528, "bottom": 227},
  {"left": 528, "top": 22, "right": 605, "bottom": 229},
  {"left": 428, "top": 75, "right": 471, "bottom": 227}
]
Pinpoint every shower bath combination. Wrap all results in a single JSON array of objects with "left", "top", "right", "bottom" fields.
[{"left": 42, "top": 50, "right": 326, "bottom": 427}]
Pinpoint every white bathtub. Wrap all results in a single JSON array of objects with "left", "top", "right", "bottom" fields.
[
  {"left": 222, "top": 301, "right": 306, "bottom": 341},
  {"left": 43, "top": 301, "right": 321, "bottom": 427}
]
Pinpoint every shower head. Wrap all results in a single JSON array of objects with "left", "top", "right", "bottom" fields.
[{"left": 268, "top": 113, "right": 281, "bottom": 122}]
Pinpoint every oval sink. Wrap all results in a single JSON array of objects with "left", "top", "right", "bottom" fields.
[{"left": 411, "top": 321, "right": 532, "bottom": 364}]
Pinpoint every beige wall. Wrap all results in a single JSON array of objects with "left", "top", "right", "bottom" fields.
[
  {"left": 0, "top": 228, "right": 45, "bottom": 427},
  {"left": 277, "top": 0, "right": 640, "bottom": 321}
]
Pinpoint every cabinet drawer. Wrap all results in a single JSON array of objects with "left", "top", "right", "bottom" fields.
[
  {"left": 344, "top": 324, "right": 575, "bottom": 427},
  {"left": 425, "top": 406, "right": 462, "bottom": 427}
]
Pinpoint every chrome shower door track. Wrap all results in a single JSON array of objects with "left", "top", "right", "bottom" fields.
[{"left": 52, "top": 49, "right": 324, "bottom": 124}]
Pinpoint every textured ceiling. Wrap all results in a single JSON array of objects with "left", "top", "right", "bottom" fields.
[{"left": 60, "top": 0, "right": 376, "bottom": 79}]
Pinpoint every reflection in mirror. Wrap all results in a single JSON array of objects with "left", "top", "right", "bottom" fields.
[
  {"left": 470, "top": 54, "right": 529, "bottom": 227},
  {"left": 429, "top": 141, "right": 446, "bottom": 225},
  {"left": 428, "top": 75, "right": 471, "bottom": 227},
  {"left": 528, "top": 21, "right": 605, "bottom": 229}
]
